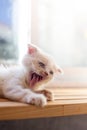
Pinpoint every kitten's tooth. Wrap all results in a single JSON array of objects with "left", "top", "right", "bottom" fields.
[
  {"left": 31, "top": 73, "right": 35, "bottom": 80},
  {"left": 33, "top": 73, "right": 35, "bottom": 78}
]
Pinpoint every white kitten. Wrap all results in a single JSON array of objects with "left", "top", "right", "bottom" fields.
[{"left": 0, "top": 44, "right": 63, "bottom": 107}]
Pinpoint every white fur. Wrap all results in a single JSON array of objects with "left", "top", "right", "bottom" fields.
[
  {"left": 0, "top": 44, "right": 62, "bottom": 107},
  {"left": 0, "top": 65, "right": 47, "bottom": 106}
]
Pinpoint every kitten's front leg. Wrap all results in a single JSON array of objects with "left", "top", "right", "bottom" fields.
[
  {"left": 3, "top": 86, "right": 47, "bottom": 107},
  {"left": 35, "top": 89, "right": 54, "bottom": 101}
]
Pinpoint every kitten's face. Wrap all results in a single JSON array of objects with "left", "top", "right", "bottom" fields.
[{"left": 23, "top": 44, "right": 63, "bottom": 90}]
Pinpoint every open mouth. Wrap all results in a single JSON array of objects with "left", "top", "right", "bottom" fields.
[{"left": 30, "top": 72, "right": 44, "bottom": 87}]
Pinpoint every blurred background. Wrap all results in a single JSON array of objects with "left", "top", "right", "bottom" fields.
[
  {"left": 38, "top": 0, "right": 87, "bottom": 67},
  {"left": 0, "top": 0, "right": 18, "bottom": 63},
  {"left": 1, "top": 0, "right": 87, "bottom": 67}
]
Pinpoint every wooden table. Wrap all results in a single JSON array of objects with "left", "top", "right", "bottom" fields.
[{"left": 1, "top": 68, "right": 87, "bottom": 120}]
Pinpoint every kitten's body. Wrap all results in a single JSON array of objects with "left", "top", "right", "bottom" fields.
[{"left": 0, "top": 44, "right": 62, "bottom": 106}]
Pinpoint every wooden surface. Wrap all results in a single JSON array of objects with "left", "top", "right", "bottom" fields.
[
  {"left": 0, "top": 87, "right": 87, "bottom": 120},
  {"left": 0, "top": 68, "right": 87, "bottom": 120}
]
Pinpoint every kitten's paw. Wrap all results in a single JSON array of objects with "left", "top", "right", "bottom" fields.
[
  {"left": 30, "top": 94, "right": 47, "bottom": 107},
  {"left": 36, "top": 89, "right": 54, "bottom": 101},
  {"left": 24, "top": 94, "right": 47, "bottom": 107},
  {"left": 44, "top": 90, "right": 54, "bottom": 101}
]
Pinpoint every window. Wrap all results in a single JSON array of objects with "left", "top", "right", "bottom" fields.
[
  {"left": 34, "top": 0, "right": 87, "bottom": 67},
  {"left": 30, "top": 0, "right": 87, "bottom": 88},
  {"left": 0, "top": 0, "right": 18, "bottom": 63},
  {"left": 1, "top": 0, "right": 87, "bottom": 67},
  {"left": 0, "top": 0, "right": 31, "bottom": 64}
]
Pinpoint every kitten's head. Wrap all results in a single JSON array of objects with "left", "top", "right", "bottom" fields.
[{"left": 22, "top": 44, "right": 63, "bottom": 90}]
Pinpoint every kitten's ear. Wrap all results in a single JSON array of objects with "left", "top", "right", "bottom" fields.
[
  {"left": 57, "top": 66, "right": 64, "bottom": 75},
  {"left": 27, "top": 44, "right": 37, "bottom": 55}
]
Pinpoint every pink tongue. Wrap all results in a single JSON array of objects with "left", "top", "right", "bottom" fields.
[{"left": 30, "top": 74, "right": 38, "bottom": 87}]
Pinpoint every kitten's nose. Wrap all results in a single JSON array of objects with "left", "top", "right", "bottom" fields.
[{"left": 44, "top": 72, "right": 48, "bottom": 76}]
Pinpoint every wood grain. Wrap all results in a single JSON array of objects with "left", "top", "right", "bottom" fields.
[
  {"left": 0, "top": 68, "right": 87, "bottom": 120},
  {"left": 1, "top": 97, "right": 87, "bottom": 120},
  {"left": 0, "top": 87, "right": 87, "bottom": 120}
]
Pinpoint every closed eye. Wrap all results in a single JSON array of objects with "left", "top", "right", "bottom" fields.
[{"left": 38, "top": 62, "right": 45, "bottom": 68}]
